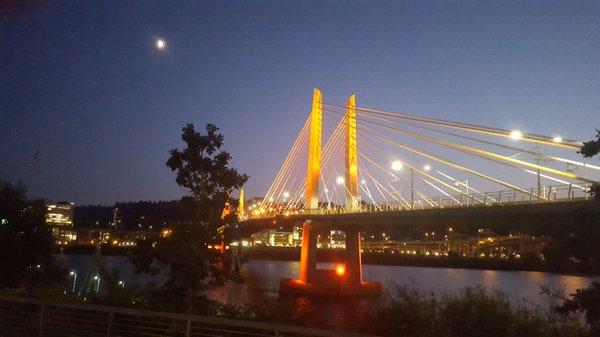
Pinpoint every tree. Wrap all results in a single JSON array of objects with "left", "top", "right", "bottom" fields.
[
  {"left": 579, "top": 130, "right": 600, "bottom": 200},
  {"left": 579, "top": 130, "right": 600, "bottom": 159},
  {"left": 0, "top": 181, "right": 63, "bottom": 289},
  {"left": 130, "top": 123, "right": 248, "bottom": 313},
  {"left": 554, "top": 281, "right": 600, "bottom": 325}
]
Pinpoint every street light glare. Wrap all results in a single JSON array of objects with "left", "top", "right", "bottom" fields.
[
  {"left": 553, "top": 136, "right": 563, "bottom": 143},
  {"left": 510, "top": 130, "right": 522, "bottom": 140},
  {"left": 423, "top": 164, "right": 431, "bottom": 171},
  {"left": 336, "top": 176, "right": 345, "bottom": 185},
  {"left": 282, "top": 191, "right": 290, "bottom": 198},
  {"left": 391, "top": 160, "right": 403, "bottom": 171}
]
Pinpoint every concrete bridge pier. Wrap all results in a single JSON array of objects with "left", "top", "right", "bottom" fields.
[
  {"left": 280, "top": 222, "right": 380, "bottom": 298},
  {"left": 299, "top": 221, "right": 318, "bottom": 284},
  {"left": 343, "top": 230, "right": 362, "bottom": 291}
]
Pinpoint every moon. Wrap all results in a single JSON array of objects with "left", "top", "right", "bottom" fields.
[{"left": 155, "top": 38, "right": 166, "bottom": 50}]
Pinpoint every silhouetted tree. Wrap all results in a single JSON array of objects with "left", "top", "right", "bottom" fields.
[
  {"left": 555, "top": 281, "right": 600, "bottom": 326},
  {"left": 579, "top": 130, "right": 600, "bottom": 159},
  {"left": 129, "top": 123, "right": 248, "bottom": 313},
  {"left": 579, "top": 130, "right": 600, "bottom": 200},
  {"left": 0, "top": 181, "right": 63, "bottom": 289}
]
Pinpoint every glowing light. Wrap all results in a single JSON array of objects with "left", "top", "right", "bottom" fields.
[
  {"left": 335, "top": 264, "right": 346, "bottom": 277},
  {"left": 336, "top": 176, "right": 345, "bottom": 185},
  {"left": 423, "top": 164, "right": 431, "bottom": 171},
  {"left": 283, "top": 191, "right": 290, "bottom": 198},
  {"left": 361, "top": 179, "right": 366, "bottom": 184},
  {"left": 155, "top": 38, "right": 166, "bottom": 50},
  {"left": 391, "top": 160, "right": 403, "bottom": 171},
  {"left": 510, "top": 130, "right": 522, "bottom": 140},
  {"left": 552, "top": 136, "right": 563, "bottom": 143}
]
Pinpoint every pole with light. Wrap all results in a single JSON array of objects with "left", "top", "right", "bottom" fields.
[
  {"left": 93, "top": 275, "right": 101, "bottom": 293},
  {"left": 68, "top": 270, "right": 77, "bottom": 294}
]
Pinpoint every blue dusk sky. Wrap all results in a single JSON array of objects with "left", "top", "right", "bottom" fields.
[{"left": 1, "top": 1, "right": 599, "bottom": 205}]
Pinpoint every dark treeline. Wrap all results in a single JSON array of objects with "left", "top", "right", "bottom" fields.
[{"left": 74, "top": 200, "right": 182, "bottom": 230}]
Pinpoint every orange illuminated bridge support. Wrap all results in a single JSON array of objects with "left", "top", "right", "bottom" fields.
[{"left": 280, "top": 89, "right": 380, "bottom": 298}]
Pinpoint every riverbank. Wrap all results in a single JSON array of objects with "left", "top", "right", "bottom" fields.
[
  {"left": 56, "top": 245, "right": 599, "bottom": 275},
  {"left": 242, "top": 246, "right": 600, "bottom": 276}
]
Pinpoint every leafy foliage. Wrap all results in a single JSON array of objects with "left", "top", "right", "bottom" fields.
[
  {"left": 578, "top": 130, "right": 600, "bottom": 200},
  {"left": 0, "top": 181, "right": 63, "bottom": 289},
  {"left": 129, "top": 123, "right": 247, "bottom": 313},
  {"left": 366, "top": 285, "right": 594, "bottom": 337},
  {"left": 555, "top": 282, "right": 600, "bottom": 325},
  {"left": 166, "top": 123, "right": 248, "bottom": 206},
  {"left": 579, "top": 129, "right": 600, "bottom": 159}
]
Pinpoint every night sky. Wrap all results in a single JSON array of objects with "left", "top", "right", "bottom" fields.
[{"left": 1, "top": 1, "right": 599, "bottom": 205}]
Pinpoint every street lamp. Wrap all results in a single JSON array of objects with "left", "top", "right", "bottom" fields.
[
  {"left": 510, "top": 130, "right": 522, "bottom": 140},
  {"left": 68, "top": 271, "right": 77, "bottom": 294},
  {"left": 118, "top": 280, "right": 125, "bottom": 289},
  {"left": 336, "top": 176, "right": 345, "bottom": 185},
  {"left": 283, "top": 191, "right": 290, "bottom": 199},
  {"left": 391, "top": 161, "right": 403, "bottom": 171},
  {"left": 93, "top": 275, "right": 101, "bottom": 293},
  {"left": 423, "top": 164, "right": 431, "bottom": 172},
  {"left": 552, "top": 136, "right": 562, "bottom": 143}
]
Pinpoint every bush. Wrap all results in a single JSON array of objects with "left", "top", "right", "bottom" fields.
[{"left": 367, "top": 285, "right": 595, "bottom": 337}]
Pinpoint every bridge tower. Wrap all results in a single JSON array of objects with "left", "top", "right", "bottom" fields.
[
  {"left": 299, "top": 88, "right": 322, "bottom": 284},
  {"left": 283, "top": 90, "right": 379, "bottom": 297},
  {"left": 344, "top": 93, "right": 363, "bottom": 289}
]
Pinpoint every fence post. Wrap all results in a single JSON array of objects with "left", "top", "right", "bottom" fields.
[
  {"left": 38, "top": 303, "right": 45, "bottom": 337},
  {"left": 106, "top": 312, "right": 113, "bottom": 337},
  {"left": 530, "top": 188, "right": 533, "bottom": 202},
  {"left": 186, "top": 320, "right": 191, "bottom": 337}
]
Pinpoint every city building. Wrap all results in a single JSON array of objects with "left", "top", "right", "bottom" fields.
[
  {"left": 45, "top": 202, "right": 77, "bottom": 244},
  {"left": 329, "top": 230, "right": 346, "bottom": 249}
]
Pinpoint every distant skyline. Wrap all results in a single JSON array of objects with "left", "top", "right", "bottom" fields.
[{"left": 1, "top": 1, "right": 599, "bottom": 205}]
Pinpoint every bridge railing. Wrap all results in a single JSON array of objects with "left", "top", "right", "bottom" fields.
[
  {"left": 249, "top": 183, "right": 591, "bottom": 218},
  {"left": 0, "top": 296, "right": 376, "bottom": 337}
]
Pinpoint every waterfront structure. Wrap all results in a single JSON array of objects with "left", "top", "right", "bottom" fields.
[{"left": 45, "top": 202, "right": 77, "bottom": 244}]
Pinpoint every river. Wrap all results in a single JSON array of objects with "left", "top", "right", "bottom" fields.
[{"left": 58, "top": 255, "right": 598, "bottom": 308}]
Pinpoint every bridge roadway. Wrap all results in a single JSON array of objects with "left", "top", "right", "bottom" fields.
[{"left": 232, "top": 199, "right": 599, "bottom": 238}]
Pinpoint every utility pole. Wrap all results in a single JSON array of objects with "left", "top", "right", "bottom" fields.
[
  {"left": 535, "top": 146, "right": 541, "bottom": 197},
  {"left": 112, "top": 208, "right": 118, "bottom": 230},
  {"left": 410, "top": 168, "right": 414, "bottom": 208}
]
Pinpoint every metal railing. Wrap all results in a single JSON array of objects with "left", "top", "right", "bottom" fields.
[
  {"left": 248, "top": 183, "right": 592, "bottom": 219},
  {"left": 0, "top": 296, "right": 377, "bottom": 337}
]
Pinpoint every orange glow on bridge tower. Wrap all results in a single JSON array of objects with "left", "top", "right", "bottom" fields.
[
  {"left": 284, "top": 90, "right": 379, "bottom": 297},
  {"left": 299, "top": 88, "right": 322, "bottom": 284}
]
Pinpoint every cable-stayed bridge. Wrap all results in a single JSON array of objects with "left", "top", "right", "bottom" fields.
[{"left": 234, "top": 88, "right": 599, "bottom": 297}]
